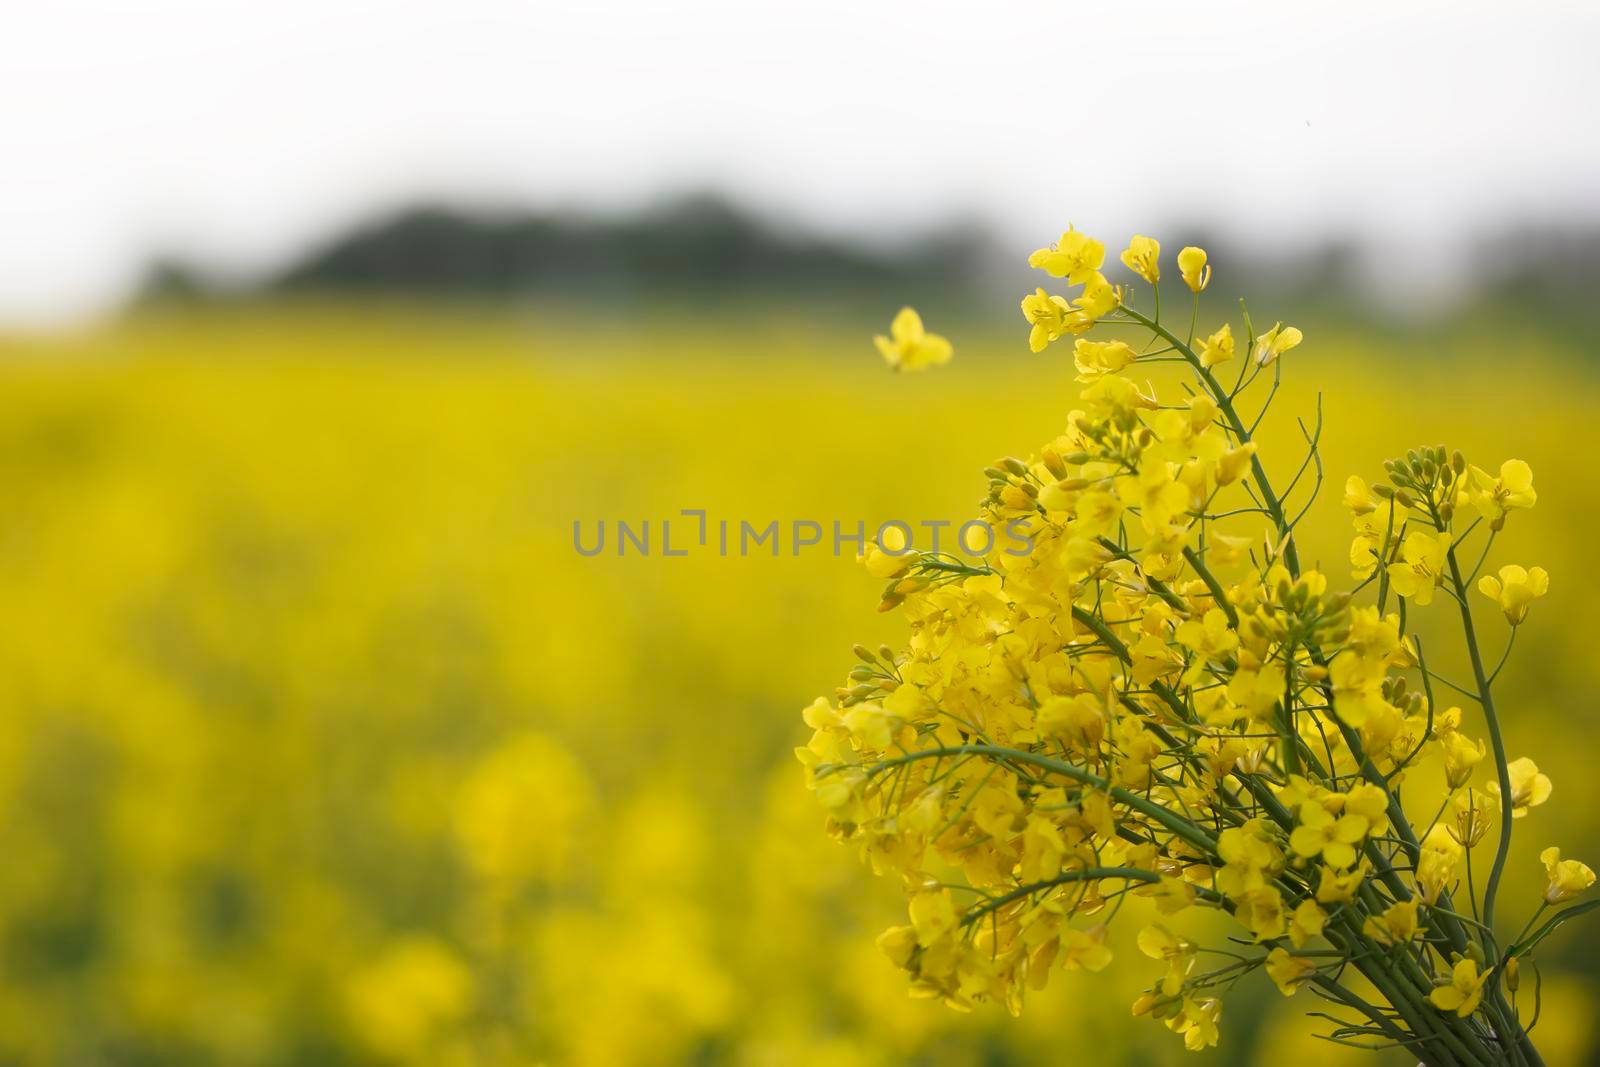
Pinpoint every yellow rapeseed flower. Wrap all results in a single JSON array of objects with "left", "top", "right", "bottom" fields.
[
  {"left": 1540, "top": 846, "right": 1597, "bottom": 903},
  {"left": 1429, "top": 959, "right": 1488, "bottom": 1018},
  {"left": 1198, "top": 323, "right": 1235, "bottom": 369},
  {"left": 874, "top": 307, "right": 953, "bottom": 371},
  {"left": 1386, "top": 530, "right": 1450, "bottom": 606},
  {"left": 1265, "top": 948, "right": 1317, "bottom": 996},
  {"left": 1120, "top": 234, "right": 1161, "bottom": 284},
  {"left": 1029, "top": 227, "right": 1106, "bottom": 284},
  {"left": 1253, "top": 322, "right": 1303, "bottom": 366},
  {"left": 1489, "top": 756, "right": 1552, "bottom": 818},
  {"left": 1178, "top": 245, "right": 1210, "bottom": 292},
  {"left": 1477, "top": 564, "right": 1549, "bottom": 625}
]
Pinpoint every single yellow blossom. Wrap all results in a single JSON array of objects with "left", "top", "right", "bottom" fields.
[
  {"left": 1386, "top": 530, "right": 1451, "bottom": 606},
  {"left": 1343, "top": 475, "right": 1377, "bottom": 515},
  {"left": 1177, "top": 997, "right": 1222, "bottom": 1051},
  {"left": 1429, "top": 959, "right": 1488, "bottom": 1018},
  {"left": 1439, "top": 730, "right": 1487, "bottom": 790},
  {"left": 1029, "top": 227, "right": 1106, "bottom": 284},
  {"left": 1287, "top": 899, "right": 1326, "bottom": 949},
  {"left": 1198, "top": 324, "right": 1235, "bottom": 369},
  {"left": 874, "top": 307, "right": 952, "bottom": 371},
  {"left": 1362, "top": 900, "right": 1422, "bottom": 946},
  {"left": 1073, "top": 338, "right": 1138, "bottom": 382},
  {"left": 1540, "top": 846, "right": 1596, "bottom": 903},
  {"left": 1178, "top": 246, "right": 1210, "bottom": 292},
  {"left": 1120, "top": 234, "right": 1161, "bottom": 284},
  {"left": 1449, "top": 789, "right": 1493, "bottom": 847},
  {"left": 1021, "top": 288, "right": 1076, "bottom": 352},
  {"left": 1073, "top": 271, "right": 1122, "bottom": 320},
  {"left": 1289, "top": 801, "right": 1372, "bottom": 870},
  {"left": 861, "top": 525, "right": 914, "bottom": 579},
  {"left": 1417, "top": 827, "right": 1461, "bottom": 904},
  {"left": 1265, "top": 948, "right": 1317, "bottom": 996},
  {"left": 1488, "top": 756, "right": 1551, "bottom": 818},
  {"left": 1253, "top": 322, "right": 1303, "bottom": 366},
  {"left": 1060, "top": 924, "right": 1114, "bottom": 972},
  {"left": 1477, "top": 564, "right": 1549, "bottom": 625},
  {"left": 1464, "top": 459, "right": 1536, "bottom": 529}
]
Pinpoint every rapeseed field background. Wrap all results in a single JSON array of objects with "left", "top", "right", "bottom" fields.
[{"left": 0, "top": 305, "right": 1594, "bottom": 1065}]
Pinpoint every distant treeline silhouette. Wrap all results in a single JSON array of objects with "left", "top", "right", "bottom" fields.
[
  {"left": 142, "top": 193, "right": 990, "bottom": 307},
  {"left": 137, "top": 196, "right": 1600, "bottom": 339}
]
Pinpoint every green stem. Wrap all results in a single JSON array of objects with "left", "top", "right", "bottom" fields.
[
  {"left": 1445, "top": 546, "right": 1514, "bottom": 943},
  {"left": 1119, "top": 303, "right": 1301, "bottom": 575},
  {"left": 863, "top": 743, "right": 1218, "bottom": 855}
]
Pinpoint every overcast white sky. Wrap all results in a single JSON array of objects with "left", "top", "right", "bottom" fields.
[{"left": 2, "top": 0, "right": 1597, "bottom": 322}]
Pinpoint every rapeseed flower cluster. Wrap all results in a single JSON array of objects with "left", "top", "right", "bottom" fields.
[{"left": 805, "top": 231, "right": 1596, "bottom": 1064}]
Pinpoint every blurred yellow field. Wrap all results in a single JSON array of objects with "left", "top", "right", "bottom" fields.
[{"left": 0, "top": 308, "right": 1597, "bottom": 1065}]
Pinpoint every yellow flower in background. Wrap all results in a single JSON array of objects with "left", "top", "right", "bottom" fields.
[
  {"left": 344, "top": 937, "right": 475, "bottom": 1060},
  {"left": 1029, "top": 226, "right": 1106, "bottom": 283},
  {"left": 1264, "top": 948, "right": 1316, "bottom": 996},
  {"left": 1254, "top": 322, "right": 1303, "bottom": 366},
  {"left": 453, "top": 732, "right": 594, "bottom": 890},
  {"left": 1490, "top": 756, "right": 1553, "bottom": 818},
  {"left": 1138, "top": 923, "right": 1197, "bottom": 994},
  {"left": 1430, "top": 959, "right": 1489, "bottom": 1017},
  {"left": 1172, "top": 997, "right": 1222, "bottom": 1051},
  {"left": 1178, "top": 245, "right": 1211, "bottom": 292},
  {"left": 1287, "top": 899, "right": 1327, "bottom": 949},
  {"left": 1199, "top": 323, "right": 1235, "bottom": 368},
  {"left": 1120, "top": 234, "right": 1161, "bottom": 284},
  {"left": 1477, "top": 563, "right": 1549, "bottom": 624},
  {"left": 1343, "top": 474, "right": 1378, "bottom": 514},
  {"left": 1387, "top": 530, "right": 1451, "bottom": 606},
  {"left": 1540, "top": 846, "right": 1597, "bottom": 903},
  {"left": 1362, "top": 900, "right": 1422, "bottom": 946},
  {"left": 1060, "top": 924, "right": 1115, "bottom": 972},
  {"left": 874, "top": 306, "right": 953, "bottom": 371}
]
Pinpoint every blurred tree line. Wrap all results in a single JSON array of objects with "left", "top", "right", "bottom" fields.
[
  {"left": 137, "top": 195, "right": 1600, "bottom": 344},
  {"left": 140, "top": 193, "right": 990, "bottom": 314}
]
